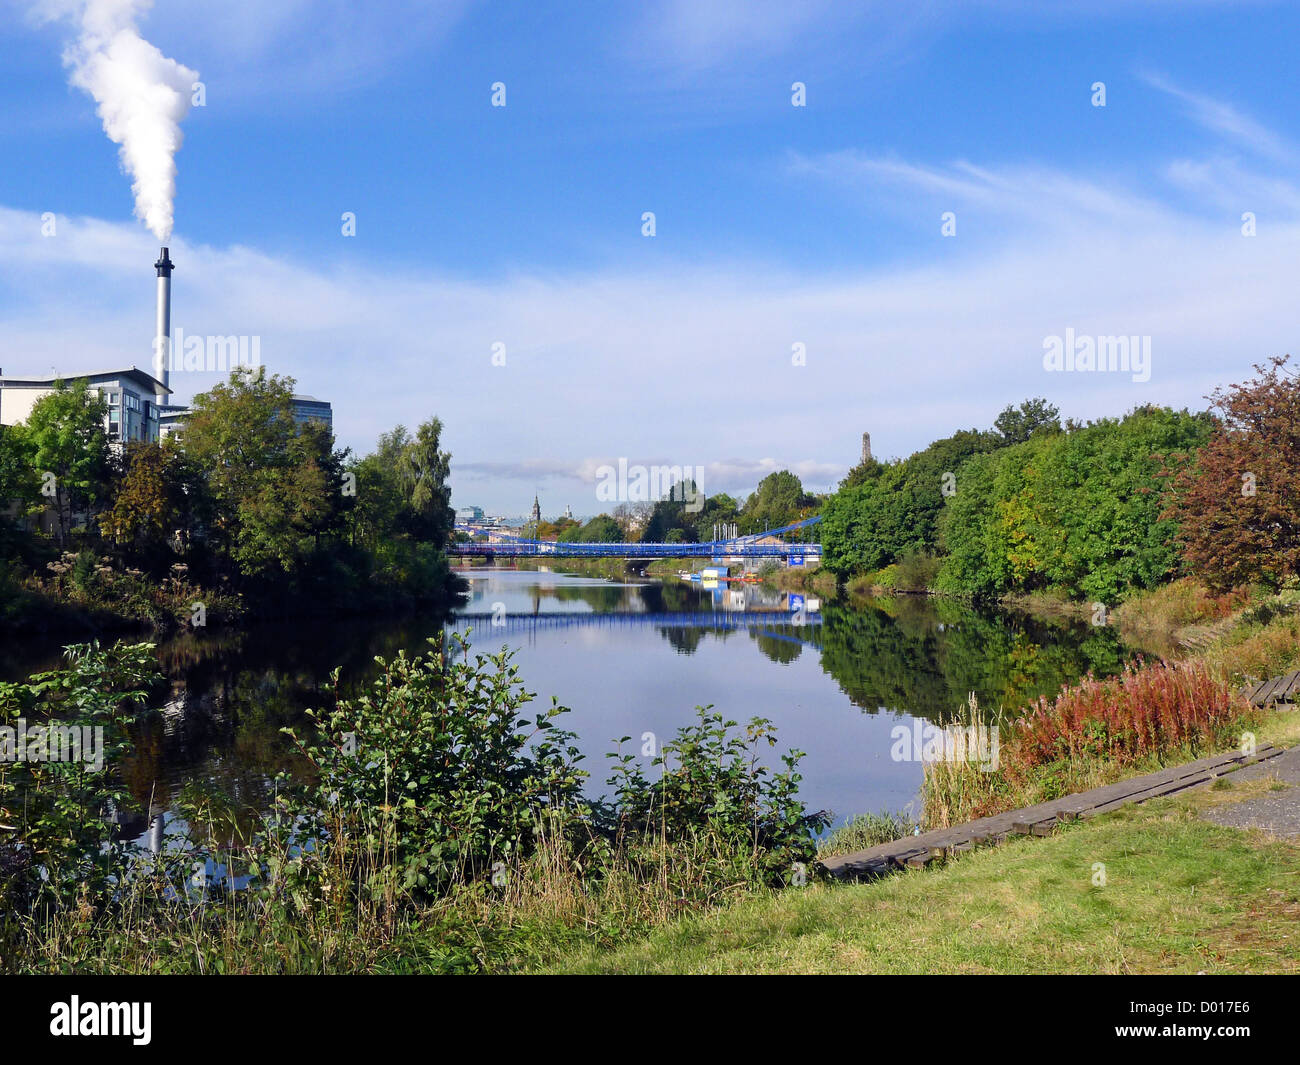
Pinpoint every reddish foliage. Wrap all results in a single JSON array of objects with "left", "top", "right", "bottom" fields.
[
  {"left": 1013, "top": 659, "right": 1249, "bottom": 768},
  {"left": 1163, "top": 355, "right": 1300, "bottom": 591}
]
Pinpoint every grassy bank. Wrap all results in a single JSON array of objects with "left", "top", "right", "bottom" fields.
[
  {"left": 761, "top": 563, "right": 836, "bottom": 597},
  {"left": 542, "top": 781, "right": 1300, "bottom": 974}
]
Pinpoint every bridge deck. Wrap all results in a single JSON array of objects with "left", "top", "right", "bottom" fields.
[
  {"left": 450, "top": 540, "right": 821, "bottom": 558},
  {"left": 451, "top": 516, "right": 823, "bottom": 559}
]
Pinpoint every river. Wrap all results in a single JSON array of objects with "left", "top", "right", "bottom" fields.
[{"left": 3, "top": 566, "right": 1137, "bottom": 842}]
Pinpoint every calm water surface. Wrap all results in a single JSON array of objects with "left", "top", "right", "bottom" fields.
[{"left": 4, "top": 566, "right": 1137, "bottom": 841}]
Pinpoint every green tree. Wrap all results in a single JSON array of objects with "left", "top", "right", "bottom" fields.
[
  {"left": 692, "top": 492, "right": 740, "bottom": 541},
  {"left": 179, "top": 368, "right": 347, "bottom": 581},
  {"left": 99, "top": 441, "right": 177, "bottom": 553},
  {"left": 23, "top": 380, "right": 110, "bottom": 546},
  {"left": 0, "top": 424, "right": 38, "bottom": 547},
  {"left": 821, "top": 429, "right": 996, "bottom": 576},
  {"left": 643, "top": 480, "right": 701, "bottom": 542},
  {"left": 397, "top": 418, "right": 453, "bottom": 546},
  {"left": 994, "top": 397, "right": 1061, "bottom": 445},
  {"left": 741, "top": 471, "right": 815, "bottom": 532},
  {"left": 936, "top": 407, "right": 1210, "bottom": 601},
  {"left": 559, "top": 514, "right": 623, "bottom": 542}
]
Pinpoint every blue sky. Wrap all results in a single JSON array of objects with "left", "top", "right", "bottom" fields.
[{"left": 2, "top": 0, "right": 1298, "bottom": 515}]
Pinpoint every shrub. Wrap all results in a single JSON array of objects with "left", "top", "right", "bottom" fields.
[
  {"left": 1014, "top": 659, "right": 1248, "bottom": 767},
  {"left": 606, "top": 709, "right": 829, "bottom": 886},
  {"left": 919, "top": 660, "right": 1255, "bottom": 828},
  {"left": 283, "top": 632, "right": 590, "bottom": 899},
  {"left": 0, "top": 642, "right": 159, "bottom": 915},
  {"left": 894, "top": 551, "right": 941, "bottom": 591}
]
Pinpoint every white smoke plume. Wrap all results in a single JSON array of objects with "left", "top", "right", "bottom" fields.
[{"left": 46, "top": 1, "right": 198, "bottom": 240}]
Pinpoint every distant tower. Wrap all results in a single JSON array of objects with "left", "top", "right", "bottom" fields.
[
  {"left": 564, "top": 504, "right": 573, "bottom": 520},
  {"left": 861, "top": 432, "right": 872, "bottom": 465},
  {"left": 530, "top": 495, "right": 541, "bottom": 524}
]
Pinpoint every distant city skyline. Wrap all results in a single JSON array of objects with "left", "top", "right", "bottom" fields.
[{"left": 3, "top": 3, "right": 1298, "bottom": 511}]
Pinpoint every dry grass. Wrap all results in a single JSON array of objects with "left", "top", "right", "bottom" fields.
[
  {"left": 918, "top": 662, "right": 1256, "bottom": 829},
  {"left": 1113, "top": 578, "right": 1253, "bottom": 637}
]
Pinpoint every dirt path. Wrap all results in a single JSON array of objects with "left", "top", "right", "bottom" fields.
[{"left": 1202, "top": 745, "right": 1300, "bottom": 838}]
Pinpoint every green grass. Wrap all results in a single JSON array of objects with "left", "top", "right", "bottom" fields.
[{"left": 539, "top": 787, "right": 1300, "bottom": 974}]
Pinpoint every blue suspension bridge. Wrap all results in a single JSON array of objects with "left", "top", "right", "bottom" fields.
[{"left": 449, "top": 515, "right": 823, "bottom": 560}]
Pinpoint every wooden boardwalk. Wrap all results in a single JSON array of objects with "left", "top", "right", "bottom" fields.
[
  {"left": 818, "top": 744, "right": 1285, "bottom": 880},
  {"left": 1247, "top": 671, "right": 1300, "bottom": 707}
]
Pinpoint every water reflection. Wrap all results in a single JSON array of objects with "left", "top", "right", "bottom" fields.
[{"left": 6, "top": 567, "right": 1137, "bottom": 830}]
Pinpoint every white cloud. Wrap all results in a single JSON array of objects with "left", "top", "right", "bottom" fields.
[
  {"left": 25, "top": 0, "right": 477, "bottom": 101},
  {"left": 1141, "top": 71, "right": 1295, "bottom": 163},
  {"left": 4, "top": 187, "right": 1297, "bottom": 515}
]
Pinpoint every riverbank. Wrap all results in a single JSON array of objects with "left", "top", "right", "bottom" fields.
[
  {"left": 6, "top": 571, "right": 1295, "bottom": 975},
  {"left": 1, "top": 549, "right": 467, "bottom": 641},
  {"left": 542, "top": 773, "right": 1300, "bottom": 973}
]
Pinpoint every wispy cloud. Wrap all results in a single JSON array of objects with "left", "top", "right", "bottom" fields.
[
  {"left": 789, "top": 152, "right": 1182, "bottom": 232},
  {"left": 25, "top": 0, "right": 479, "bottom": 102},
  {"left": 1141, "top": 71, "right": 1295, "bottom": 163}
]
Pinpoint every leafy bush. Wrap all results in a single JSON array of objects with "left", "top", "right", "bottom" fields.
[
  {"left": 0, "top": 643, "right": 159, "bottom": 915},
  {"left": 606, "top": 709, "right": 829, "bottom": 886},
  {"left": 894, "top": 551, "right": 941, "bottom": 591},
  {"left": 4, "top": 638, "right": 832, "bottom": 971},
  {"left": 283, "top": 632, "right": 590, "bottom": 898}
]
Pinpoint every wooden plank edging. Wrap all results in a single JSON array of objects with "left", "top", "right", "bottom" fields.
[{"left": 817, "top": 744, "right": 1284, "bottom": 880}]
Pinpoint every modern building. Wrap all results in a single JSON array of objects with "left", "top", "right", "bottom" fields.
[
  {"left": 159, "top": 394, "right": 333, "bottom": 439},
  {"left": 291, "top": 395, "right": 332, "bottom": 430},
  {"left": 0, "top": 366, "right": 171, "bottom": 444},
  {"left": 456, "top": 505, "right": 486, "bottom": 522}
]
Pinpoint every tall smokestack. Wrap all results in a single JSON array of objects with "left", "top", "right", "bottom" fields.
[{"left": 153, "top": 247, "right": 173, "bottom": 406}]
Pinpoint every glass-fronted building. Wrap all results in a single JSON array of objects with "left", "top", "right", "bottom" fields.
[{"left": 0, "top": 367, "right": 169, "bottom": 443}]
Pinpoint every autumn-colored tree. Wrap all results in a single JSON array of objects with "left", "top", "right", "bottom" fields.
[
  {"left": 99, "top": 442, "right": 173, "bottom": 548},
  {"left": 535, "top": 516, "right": 579, "bottom": 541},
  {"left": 1164, "top": 355, "right": 1300, "bottom": 591}
]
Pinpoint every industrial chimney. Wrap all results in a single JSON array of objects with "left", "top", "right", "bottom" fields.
[{"left": 153, "top": 247, "right": 174, "bottom": 406}]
